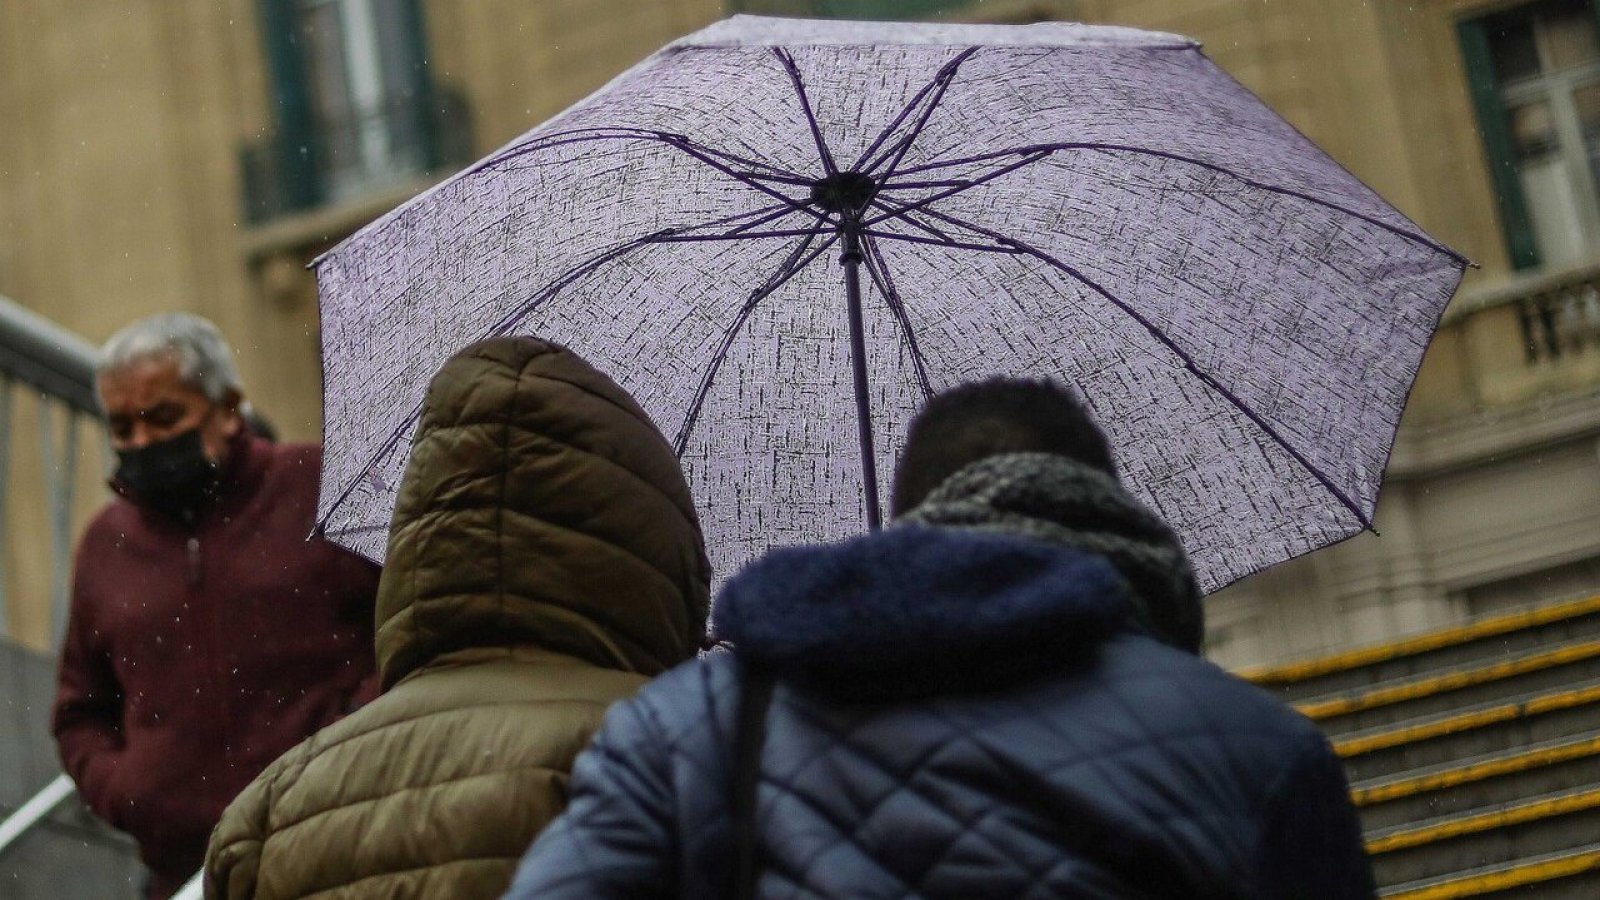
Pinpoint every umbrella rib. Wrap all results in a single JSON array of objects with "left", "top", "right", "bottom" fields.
[
  {"left": 859, "top": 234, "right": 935, "bottom": 402},
  {"left": 875, "top": 178, "right": 974, "bottom": 190},
  {"left": 863, "top": 228, "right": 1023, "bottom": 255},
  {"left": 868, "top": 198, "right": 958, "bottom": 243},
  {"left": 887, "top": 142, "right": 1466, "bottom": 263},
  {"left": 867, "top": 197, "right": 1021, "bottom": 253},
  {"left": 742, "top": 172, "right": 822, "bottom": 187},
  {"left": 906, "top": 202, "right": 1373, "bottom": 530},
  {"left": 773, "top": 48, "right": 840, "bottom": 177},
  {"left": 323, "top": 521, "right": 390, "bottom": 538},
  {"left": 681, "top": 200, "right": 817, "bottom": 236},
  {"left": 862, "top": 49, "right": 979, "bottom": 182},
  {"left": 863, "top": 150, "right": 1051, "bottom": 228},
  {"left": 672, "top": 233, "right": 840, "bottom": 455},
  {"left": 480, "top": 128, "right": 818, "bottom": 214},
  {"left": 864, "top": 48, "right": 972, "bottom": 178},
  {"left": 317, "top": 227, "right": 695, "bottom": 536},
  {"left": 663, "top": 136, "right": 830, "bottom": 225},
  {"left": 663, "top": 138, "right": 813, "bottom": 184},
  {"left": 653, "top": 227, "right": 837, "bottom": 243},
  {"left": 851, "top": 48, "right": 977, "bottom": 173},
  {"left": 725, "top": 201, "right": 819, "bottom": 236},
  {"left": 481, "top": 126, "right": 805, "bottom": 180}
]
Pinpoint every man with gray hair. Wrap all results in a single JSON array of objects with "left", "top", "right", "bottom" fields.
[{"left": 52, "top": 313, "right": 381, "bottom": 899}]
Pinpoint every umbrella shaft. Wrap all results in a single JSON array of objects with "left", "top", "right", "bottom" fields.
[{"left": 840, "top": 223, "right": 882, "bottom": 531}]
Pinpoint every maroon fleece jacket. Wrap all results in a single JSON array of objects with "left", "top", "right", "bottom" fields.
[{"left": 52, "top": 432, "right": 380, "bottom": 898}]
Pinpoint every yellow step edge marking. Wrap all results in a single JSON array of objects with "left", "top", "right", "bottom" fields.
[
  {"left": 1299, "top": 640, "right": 1600, "bottom": 721},
  {"left": 1335, "top": 683, "right": 1600, "bottom": 758},
  {"left": 1241, "top": 594, "right": 1600, "bottom": 686},
  {"left": 1366, "top": 786, "right": 1600, "bottom": 855},
  {"left": 1353, "top": 735, "right": 1600, "bottom": 806},
  {"left": 1382, "top": 847, "right": 1600, "bottom": 900}
]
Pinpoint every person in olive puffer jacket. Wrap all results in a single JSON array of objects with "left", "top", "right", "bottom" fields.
[{"left": 204, "top": 336, "right": 711, "bottom": 899}]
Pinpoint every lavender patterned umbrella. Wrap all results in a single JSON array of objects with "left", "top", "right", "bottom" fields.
[{"left": 313, "top": 15, "right": 1466, "bottom": 594}]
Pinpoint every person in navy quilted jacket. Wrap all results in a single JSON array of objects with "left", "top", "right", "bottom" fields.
[{"left": 504, "top": 377, "right": 1376, "bottom": 899}]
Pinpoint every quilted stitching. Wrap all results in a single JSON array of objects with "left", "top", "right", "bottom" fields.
[
  {"left": 508, "top": 529, "right": 1370, "bottom": 899},
  {"left": 512, "top": 637, "right": 1363, "bottom": 899}
]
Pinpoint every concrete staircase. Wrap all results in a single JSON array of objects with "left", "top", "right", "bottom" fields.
[
  {"left": 1242, "top": 594, "right": 1600, "bottom": 899},
  {"left": 1, "top": 637, "right": 142, "bottom": 897}
]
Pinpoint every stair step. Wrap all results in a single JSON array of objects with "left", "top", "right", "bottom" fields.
[
  {"left": 1381, "top": 843, "right": 1600, "bottom": 899},
  {"left": 1338, "top": 677, "right": 1600, "bottom": 782},
  {"left": 1351, "top": 729, "right": 1600, "bottom": 830},
  {"left": 1241, "top": 594, "right": 1600, "bottom": 701},
  {"left": 1297, "top": 637, "right": 1600, "bottom": 724},
  {"left": 1336, "top": 675, "right": 1600, "bottom": 754},
  {"left": 1366, "top": 784, "right": 1600, "bottom": 887},
  {"left": 1353, "top": 729, "right": 1600, "bottom": 806},
  {"left": 1366, "top": 784, "right": 1600, "bottom": 856}
]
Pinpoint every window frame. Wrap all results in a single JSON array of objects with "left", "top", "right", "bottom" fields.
[
  {"left": 1459, "top": 0, "right": 1600, "bottom": 270},
  {"left": 254, "top": 0, "right": 438, "bottom": 210}
]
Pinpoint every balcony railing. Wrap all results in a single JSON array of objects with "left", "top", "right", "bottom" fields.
[
  {"left": 1517, "top": 273, "right": 1600, "bottom": 364},
  {"left": 1448, "top": 258, "right": 1600, "bottom": 370},
  {"left": 1388, "top": 258, "right": 1600, "bottom": 477},
  {"left": 240, "top": 84, "right": 473, "bottom": 224}
]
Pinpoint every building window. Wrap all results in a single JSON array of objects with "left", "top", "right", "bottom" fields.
[
  {"left": 1462, "top": 0, "right": 1600, "bottom": 270},
  {"left": 243, "top": 0, "right": 471, "bottom": 222},
  {"left": 297, "top": 0, "right": 429, "bottom": 199}
]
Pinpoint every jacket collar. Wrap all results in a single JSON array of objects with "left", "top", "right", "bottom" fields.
[
  {"left": 903, "top": 453, "right": 1204, "bottom": 654},
  {"left": 215, "top": 429, "right": 272, "bottom": 508},
  {"left": 714, "top": 525, "right": 1138, "bottom": 700}
]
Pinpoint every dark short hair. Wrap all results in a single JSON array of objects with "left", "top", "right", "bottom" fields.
[{"left": 891, "top": 378, "right": 1115, "bottom": 517}]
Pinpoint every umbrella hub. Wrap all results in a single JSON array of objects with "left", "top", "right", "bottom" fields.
[{"left": 810, "top": 171, "right": 877, "bottom": 219}]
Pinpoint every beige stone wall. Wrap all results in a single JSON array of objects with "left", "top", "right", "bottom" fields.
[
  {"left": 427, "top": 0, "right": 723, "bottom": 154},
  {"left": 0, "top": 0, "right": 720, "bottom": 651}
]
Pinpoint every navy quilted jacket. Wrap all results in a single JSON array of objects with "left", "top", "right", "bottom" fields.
[{"left": 506, "top": 527, "right": 1374, "bottom": 899}]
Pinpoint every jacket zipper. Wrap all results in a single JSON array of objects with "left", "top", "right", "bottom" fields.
[
  {"left": 187, "top": 525, "right": 232, "bottom": 770},
  {"left": 186, "top": 536, "right": 202, "bottom": 586}
]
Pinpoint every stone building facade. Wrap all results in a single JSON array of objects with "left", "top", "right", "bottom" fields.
[{"left": 2, "top": 0, "right": 1598, "bottom": 670}]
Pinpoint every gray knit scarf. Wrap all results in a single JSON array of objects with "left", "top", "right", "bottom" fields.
[{"left": 901, "top": 452, "right": 1204, "bottom": 654}]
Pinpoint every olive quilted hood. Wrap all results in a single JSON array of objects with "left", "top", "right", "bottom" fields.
[{"left": 375, "top": 337, "right": 711, "bottom": 687}]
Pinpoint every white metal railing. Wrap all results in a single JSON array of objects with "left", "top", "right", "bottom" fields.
[
  {"left": 0, "top": 299, "right": 208, "bottom": 892},
  {"left": 0, "top": 774, "right": 75, "bottom": 858},
  {"left": 0, "top": 299, "right": 122, "bottom": 882},
  {"left": 0, "top": 777, "right": 203, "bottom": 892},
  {"left": 0, "top": 294, "right": 100, "bottom": 644}
]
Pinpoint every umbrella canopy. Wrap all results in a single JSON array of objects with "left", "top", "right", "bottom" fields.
[{"left": 313, "top": 15, "right": 1466, "bottom": 594}]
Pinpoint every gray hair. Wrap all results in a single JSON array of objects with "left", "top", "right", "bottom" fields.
[{"left": 98, "top": 313, "right": 244, "bottom": 403}]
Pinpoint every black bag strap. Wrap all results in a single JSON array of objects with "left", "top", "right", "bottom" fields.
[{"left": 733, "top": 667, "right": 775, "bottom": 900}]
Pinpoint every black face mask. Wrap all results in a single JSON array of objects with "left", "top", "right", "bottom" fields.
[{"left": 114, "top": 428, "right": 220, "bottom": 523}]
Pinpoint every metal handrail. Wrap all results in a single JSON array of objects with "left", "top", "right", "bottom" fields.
[
  {"left": 0, "top": 774, "right": 75, "bottom": 858},
  {"left": 2, "top": 777, "right": 204, "bottom": 895},
  {"left": 1, "top": 302, "right": 187, "bottom": 889},
  {"left": 0, "top": 295, "right": 102, "bottom": 643},
  {"left": 0, "top": 294, "right": 99, "bottom": 413}
]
